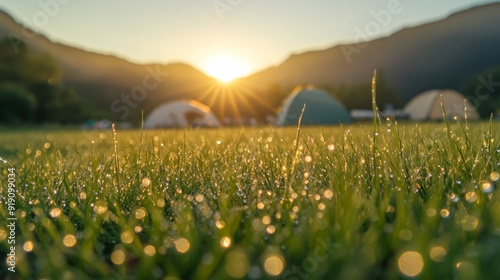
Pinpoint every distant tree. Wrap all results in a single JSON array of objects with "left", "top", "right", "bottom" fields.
[
  {"left": 461, "top": 65, "right": 500, "bottom": 118},
  {"left": 0, "top": 83, "right": 37, "bottom": 124},
  {"left": 325, "top": 70, "right": 401, "bottom": 110},
  {"left": 0, "top": 38, "right": 87, "bottom": 124}
]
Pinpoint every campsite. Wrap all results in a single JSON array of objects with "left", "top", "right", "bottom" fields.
[{"left": 1, "top": 1, "right": 500, "bottom": 279}]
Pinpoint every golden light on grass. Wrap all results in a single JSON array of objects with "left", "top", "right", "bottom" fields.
[
  {"left": 195, "top": 194, "right": 204, "bottom": 203},
  {"left": 134, "top": 208, "right": 147, "bottom": 220},
  {"left": 481, "top": 181, "right": 493, "bottom": 193},
  {"left": 465, "top": 192, "right": 478, "bottom": 203},
  {"left": 429, "top": 246, "right": 447, "bottom": 262},
  {"left": 225, "top": 249, "right": 249, "bottom": 278},
  {"left": 220, "top": 237, "right": 232, "bottom": 248},
  {"left": 23, "top": 241, "right": 34, "bottom": 252},
  {"left": 156, "top": 199, "right": 165, "bottom": 207},
  {"left": 264, "top": 254, "right": 285, "bottom": 276},
  {"left": 461, "top": 215, "right": 479, "bottom": 231},
  {"left": 398, "top": 251, "right": 424, "bottom": 277},
  {"left": 490, "top": 172, "right": 500, "bottom": 182},
  {"left": 63, "top": 234, "right": 77, "bottom": 248},
  {"left": 175, "top": 238, "right": 190, "bottom": 253},
  {"left": 79, "top": 192, "right": 87, "bottom": 200},
  {"left": 49, "top": 208, "right": 62, "bottom": 218},
  {"left": 215, "top": 220, "right": 225, "bottom": 229},
  {"left": 121, "top": 231, "right": 134, "bottom": 244},
  {"left": 93, "top": 201, "right": 107, "bottom": 215},
  {"left": 324, "top": 189, "right": 334, "bottom": 199},
  {"left": 440, "top": 209, "right": 450, "bottom": 218},
  {"left": 266, "top": 225, "right": 276, "bottom": 234},
  {"left": 141, "top": 177, "right": 151, "bottom": 187},
  {"left": 144, "top": 245, "right": 156, "bottom": 256},
  {"left": 111, "top": 250, "right": 126, "bottom": 265}
]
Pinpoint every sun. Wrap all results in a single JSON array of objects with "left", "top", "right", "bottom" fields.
[{"left": 203, "top": 55, "right": 249, "bottom": 83}]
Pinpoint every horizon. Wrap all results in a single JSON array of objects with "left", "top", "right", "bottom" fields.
[{"left": 0, "top": 0, "right": 498, "bottom": 81}]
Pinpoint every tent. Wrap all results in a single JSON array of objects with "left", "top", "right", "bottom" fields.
[
  {"left": 404, "top": 90, "right": 479, "bottom": 121},
  {"left": 275, "top": 86, "right": 352, "bottom": 126},
  {"left": 144, "top": 100, "right": 221, "bottom": 128}
]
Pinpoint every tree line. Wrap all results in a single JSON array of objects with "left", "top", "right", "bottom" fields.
[{"left": 0, "top": 38, "right": 91, "bottom": 125}]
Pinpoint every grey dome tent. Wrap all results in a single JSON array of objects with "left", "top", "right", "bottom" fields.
[
  {"left": 144, "top": 100, "right": 221, "bottom": 128},
  {"left": 404, "top": 89, "right": 479, "bottom": 121},
  {"left": 275, "top": 86, "right": 352, "bottom": 126}
]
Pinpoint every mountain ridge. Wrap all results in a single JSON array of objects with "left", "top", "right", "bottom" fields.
[{"left": 1, "top": 3, "right": 500, "bottom": 122}]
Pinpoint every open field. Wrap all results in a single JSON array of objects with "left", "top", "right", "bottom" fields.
[{"left": 1, "top": 121, "right": 500, "bottom": 279}]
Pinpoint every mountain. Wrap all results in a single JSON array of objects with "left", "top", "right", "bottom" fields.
[
  {"left": 1, "top": 3, "right": 500, "bottom": 123},
  {"left": 243, "top": 2, "right": 500, "bottom": 103},
  {"left": 0, "top": 11, "right": 256, "bottom": 123}
]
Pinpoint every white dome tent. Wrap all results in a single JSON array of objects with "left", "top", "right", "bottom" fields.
[
  {"left": 404, "top": 89, "right": 479, "bottom": 121},
  {"left": 144, "top": 100, "right": 221, "bottom": 128}
]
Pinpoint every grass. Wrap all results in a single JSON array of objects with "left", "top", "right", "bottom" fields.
[{"left": 0, "top": 119, "right": 499, "bottom": 279}]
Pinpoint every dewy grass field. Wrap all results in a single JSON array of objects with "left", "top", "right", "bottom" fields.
[{"left": 1, "top": 119, "right": 500, "bottom": 279}]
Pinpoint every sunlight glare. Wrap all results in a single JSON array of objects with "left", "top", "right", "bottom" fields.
[{"left": 203, "top": 55, "right": 249, "bottom": 83}]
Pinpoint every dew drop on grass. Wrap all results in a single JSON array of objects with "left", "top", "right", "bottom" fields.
[
  {"left": 156, "top": 199, "right": 165, "bottom": 207},
  {"left": 111, "top": 249, "right": 126, "bottom": 265},
  {"left": 264, "top": 254, "right": 285, "bottom": 276},
  {"left": 0, "top": 229, "right": 7, "bottom": 242},
  {"left": 399, "top": 230, "right": 413, "bottom": 241},
  {"left": 175, "top": 238, "right": 190, "bottom": 253},
  {"left": 79, "top": 192, "right": 87, "bottom": 200},
  {"left": 324, "top": 189, "right": 334, "bottom": 199},
  {"left": 23, "top": 241, "right": 34, "bottom": 252},
  {"left": 465, "top": 192, "right": 478, "bottom": 203},
  {"left": 141, "top": 177, "right": 152, "bottom": 187},
  {"left": 461, "top": 215, "right": 479, "bottom": 231},
  {"left": 429, "top": 246, "right": 447, "bottom": 262},
  {"left": 490, "top": 172, "right": 500, "bottom": 182},
  {"left": 426, "top": 208, "right": 437, "bottom": 217},
  {"left": 456, "top": 262, "right": 476, "bottom": 279},
  {"left": 398, "top": 251, "right": 424, "bottom": 277},
  {"left": 195, "top": 194, "right": 204, "bottom": 203},
  {"left": 49, "top": 208, "right": 62, "bottom": 218},
  {"left": 225, "top": 250, "right": 249, "bottom": 278},
  {"left": 93, "top": 201, "right": 107, "bottom": 215},
  {"left": 440, "top": 209, "right": 450, "bottom": 218},
  {"left": 215, "top": 220, "right": 225, "bottom": 229},
  {"left": 220, "top": 237, "right": 232, "bottom": 248},
  {"left": 448, "top": 193, "right": 459, "bottom": 203},
  {"left": 481, "top": 182, "right": 493, "bottom": 194},
  {"left": 266, "top": 225, "right": 276, "bottom": 234},
  {"left": 134, "top": 208, "right": 147, "bottom": 219},
  {"left": 144, "top": 245, "right": 156, "bottom": 256},
  {"left": 121, "top": 231, "right": 134, "bottom": 244},
  {"left": 63, "top": 234, "right": 77, "bottom": 247}
]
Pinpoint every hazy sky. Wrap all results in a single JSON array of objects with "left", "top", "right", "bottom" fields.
[{"left": 1, "top": 0, "right": 497, "bottom": 78}]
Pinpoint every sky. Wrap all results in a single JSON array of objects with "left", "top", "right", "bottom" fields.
[{"left": 0, "top": 0, "right": 498, "bottom": 80}]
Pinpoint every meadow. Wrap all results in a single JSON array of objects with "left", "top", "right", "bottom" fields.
[{"left": 1, "top": 119, "right": 500, "bottom": 279}]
